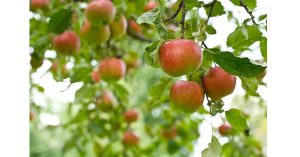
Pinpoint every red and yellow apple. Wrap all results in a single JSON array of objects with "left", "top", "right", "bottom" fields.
[
  {"left": 159, "top": 39, "right": 202, "bottom": 77},
  {"left": 162, "top": 127, "right": 177, "bottom": 139},
  {"left": 218, "top": 124, "right": 233, "bottom": 136},
  {"left": 98, "top": 57, "right": 126, "bottom": 82},
  {"left": 52, "top": 31, "right": 80, "bottom": 55},
  {"left": 123, "top": 131, "right": 139, "bottom": 146},
  {"left": 80, "top": 21, "right": 110, "bottom": 44},
  {"left": 202, "top": 67, "right": 236, "bottom": 100},
  {"left": 124, "top": 109, "right": 138, "bottom": 123},
  {"left": 85, "top": 0, "right": 116, "bottom": 25},
  {"left": 110, "top": 14, "right": 127, "bottom": 39},
  {"left": 128, "top": 19, "right": 142, "bottom": 33},
  {"left": 170, "top": 80, "right": 204, "bottom": 113},
  {"left": 144, "top": 1, "right": 157, "bottom": 12}
]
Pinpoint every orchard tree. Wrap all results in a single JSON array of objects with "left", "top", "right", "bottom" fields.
[{"left": 30, "top": 0, "right": 267, "bottom": 157}]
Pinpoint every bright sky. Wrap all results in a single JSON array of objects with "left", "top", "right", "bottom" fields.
[{"left": 31, "top": 0, "right": 267, "bottom": 156}]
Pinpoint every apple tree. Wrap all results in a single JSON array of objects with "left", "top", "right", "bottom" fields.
[{"left": 30, "top": 0, "right": 267, "bottom": 156}]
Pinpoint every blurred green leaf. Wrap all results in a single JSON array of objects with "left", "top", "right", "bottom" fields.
[
  {"left": 260, "top": 37, "right": 267, "bottom": 62},
  {"left": 202, "top": 136, "right": 222, "bottom": 157},
  {"left": 205, "top": 1, "right": 225, "bottom": 17},
  {"left": 206, "top": 25, "right": 217, "bottom": 34},
  {"left": 225, "top": 109, "right": 248, "bottom": 132},
  {"left": 143, "top": 40, "right": 162, "bottom": 67},
  {"left": 48, "top": 9, "right": 73, "bottom": 34},
  {"left": 137, "top": 8, "right": 160, "bottom": 25}
]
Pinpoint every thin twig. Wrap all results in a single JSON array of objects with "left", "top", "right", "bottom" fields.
[
  {"left": 201, "top": 0, "right": 217, "bottom": 47},
  {"left": 239, "top": 0, "right": 257, "bottom": 25},
  {"left": 164, "top": 1, "right": 183, "bottom": 23},
  {"left": 127, "top": 28, "right": 152, "bottom": 43},
  {"left": 180, "top": 0, "right": 185, "bottom": 39}
]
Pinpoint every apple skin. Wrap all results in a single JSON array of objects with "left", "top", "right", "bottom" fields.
[
  {"left": 202, "top": 67, "right": 236, "bottom": 100},
  {"left": 162, "top": 127, "right": 177, "bottom": 139},
  {"left": 170, "top": 80, "right": 204, "bottom": 113},
  {"left": 96, "top": 91, "right": 114, "bottom": 111},
  {"left": 159, "top": 39, "right": 202, "bottom": 77},
  {"left": 91, "top": 70, "right": 101, "bottom": 83},
  {"left": 218, "top": 124, "right": 232, "bottom": 136},
  {"left": 123, "top": 131, "right": 139, "bottom": 146},
  {"left": 85, "top": 0, "right": 116, "bottom": 25},
  {"left": 124, "top": 109, "right": 138, "bottom": 123},
  {"left": 52, "top": 31, "right": 80, "bottom": 55},
  {"left": 98, "top": 57, "right": 126, "bottom": 82},
  {"left": 144, "top": 1, "right": 157, "bottom": 12},
  {"left": 30, "top": 0, "right": 49, "bottom": 10},
  {"left": 110, "top": 14, "right": 127, "bottom": 39},
  {"left": 80, "top": 21, "right": 110, "bottom": 44},
  {"left": 128, "top": 20, "right": 142, "bottom": 33}
]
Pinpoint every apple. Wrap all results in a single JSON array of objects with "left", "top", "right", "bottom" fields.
[
  {"left": 170, "top": 80, "right": 204, "bottom": 113},
  {"left": 80, "top": 21, "right": 110, "bottom": 44},
  {"left": 98, "top": 57, "right": 126, "bottom": 82},
  {"left": 128, "top": 19, "right": 142, "bottom": 33},
  {"left": 91, "top": 70, "right": 101, "bottom": 83},
  {"left": 30, "top": 0, "right": 49, "bottom": 10},
  {"left": 144, "top": 1, "right": 158, "bottom": 12},
  {"left": 202, "top": 67, "right": 236, "bottom": 100},
  {"left": 159, "top": 39, "right": 202, "bottom": 77},
  {"left": 52, "top": 31, "right": 80, "bottom": 55},
  {"left": 123, "top": 131, "right": 139, "bottom": 146},
  {"left": 95, "top": 91, "right": 114, "bottom": 111},
  {"left": 218, "top": 124, "right": 232, "bottom": 136},
  {"left": 110, "top": 14, "right": 127, "bottom": 39},
  {"left": 124, "top": 109, "right": 138, "bottom": 123},
  {"left": 85, "top": 0, "right": 116, "bottom": 25},
  {"left": 162, "top": 127, "right": 177, "bottom": 139}
]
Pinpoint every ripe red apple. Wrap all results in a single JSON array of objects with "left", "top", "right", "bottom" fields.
[
  {"left": 162, "top": 127, "right": 177, "bottom": 139},
  {"left": 110, "top": 14, "right": 127, "bottom": 39},
  {"left": 144, "top": 1, "right": 157, "bottom": 12},
  {"left": 30, "top": 0, "right": 49, "bottom": 10},
  {"left": 123, "top": 109, "right": 138, "bottom": 123},
  {"left": 218, "top": 124, "right": 232, "bottom": 136},
  {"left": 170, "top": 80, "right": 204, "bottom": 113},
  {"left": 159, "top": 39, "right": 202, "bottom": 77},
  {"left": 95, "top": 91, "right": 114, "bottom": 111},
  {"left": 123, "top": 131, "right": 139, "bottom": 146},
  {"left": 85, "top": 0, "right": 116, "bottom": 25},
  {"left": 52, "top": 31, "right": 80, "bottom": 55},
  {"left": 98, "top": 57, "right": 126, "bottom": 82},
  {"left": 202, "top": 67, "right": 236, "bottom": 100},
  {"left": 80, "top": 21, "right": 110, "bottom": 44},
  {"left": 128, "top": 19, "right": 142, "bottom": 33},
  {"left": 91, "top": 70, "right": 101, "bottom": 83}
]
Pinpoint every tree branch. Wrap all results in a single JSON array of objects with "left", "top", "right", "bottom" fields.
[
  {"left": 180, "top": 0, "right": 185, "bottom": 39},
  {"left": 164, "top": 1, "right": 183, "bottom": 23},
  {"left": 239, "top": 0, "right": 257, "bottom": 25},
  {"left": 127, "top": 27, "right": 153, "bottom": 43}
]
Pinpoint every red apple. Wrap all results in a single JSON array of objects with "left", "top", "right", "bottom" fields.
[
  {"left": 30, "top": 0, "right": 49, "bottom": 10},
  {"left": 85, "top": 0, "right": 116, "bottom": 25},
  {"left": 144, "top": 1, "right": 157, "bottom": 12},
  {"left": 96, "top": 91, "right": 114, "bottom": 111},
  {"left": 159, "top": 39, "right": 202, "bottom": 77},
  {"left": 170, "top": 80, "right": 204, "bottom": 113},
  {"left": 52, "top": 31, "right": 80, "bottom": 55},
  {"left": 162, "top": 127, "right": 177, "bottom": 139},
  {"left": 202, "top": 67, "right": 236, "bottom": 100},
  {"left": 80, "top": 21, "right": 110, "bottom": 44},
  {"left": 124, "top": 109, "right": 138, "bottom": 123},
  {"left": 98, "top": 57, "right": 126, "bottom": 82},
  {"left": 123, "top": 131, "right": 139, "bottom": 146},
  {"left": 128, "top": 19, "right": 142, "bottom": 33},
  {"left": 91, "top": 70, "right": 101, "bottom": 83},
  {"left": 110, "top": 14, "right": 127, "bottom": 39},
  {"left": 218, "top": 124, "right": 232, "bottom": 136}
]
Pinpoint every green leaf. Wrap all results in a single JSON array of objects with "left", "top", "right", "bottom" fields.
[
  {"left": 206, "top": 25, "right": 217, "bottom": 34},
  {"left": 75, "top": 85, "right": 96, "bottom": 103},
  {"left": 48, "top": 9, "right": 73, "bottom": 34},
  {"left": 136, "top": 8, "right": 159, "bottom": 25},
  {"left": 258, "top": 14, "right": 267, "bottom": 21},
  {"left": 69, "top": 64, "right": 93, "bottom": 83},
  {"left": 229, "top": 0, "right": 240, "bottom": 6},
  {"left": 143, "top": 40, "right": 162, "bottom": 67},
  {"left": 149, "top": 76, "right": 173, "bottom": 102},
  {"left": 225, "top": 109, "right": 248, "bottom": 132},
  {"left": 186, "top": 0, "right": 204, "bottom": 10},
  {"left": 260, "top": 37, "right": 267, "bottom": 62},
  {"left": 244, "top": 0, "right": 257, "bottom": 10},
  {"left": 240, "top": 77, "right": 260, "bottom": 96},
  {"left": 227, "top": 26, "right": 262, "bottom": 50},
  {"left": 112, "top": 83, "right": 129, "bottom": 103},
  {"left": 211, "top": 51, "right": 266, "bottom": 77},
  {"left": 167, "top": 140, "right": 180, "bottom": 154},
  {"left": 205, "top": 1, "right": 225, "bottom": 17},
  {"left": 202, "top": 136, "right": 222, "bottom": 157}
]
